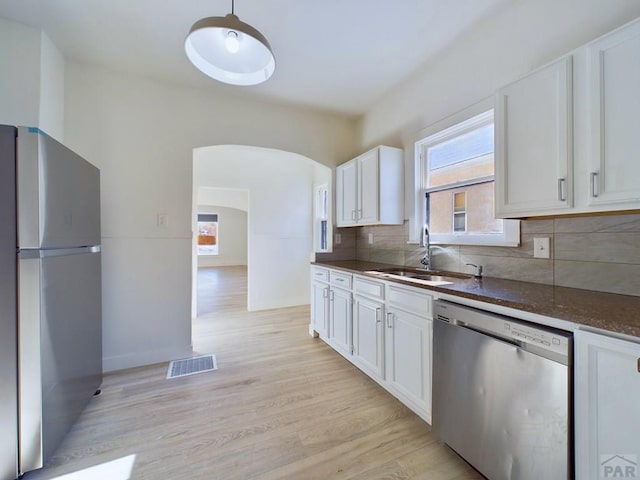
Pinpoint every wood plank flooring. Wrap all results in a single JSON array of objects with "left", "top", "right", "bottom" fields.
[{"left": 25, "top": 266, "right": 482, "bottom": 480}]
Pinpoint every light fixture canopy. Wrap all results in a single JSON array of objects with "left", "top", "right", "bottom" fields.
[{"left": 185, "top": 2, "right": 275, "bottom": 86}]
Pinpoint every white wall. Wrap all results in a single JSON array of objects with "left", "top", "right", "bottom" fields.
[
  {"left": 197, "top": 205, "right": 248, "bottom": 268},
  {"left": 198, "top": 187, "right": 249, "bottom": 212},
  {"left": 0, "top": 18, "right": 64, "bottom": 140},
  {"left": 64, "top": 61, "right": 357, "bottom": 371},
  {"left": 39, "top": 32, "right": 65, "bottom": 141},
  {"left": 0, "top": 17, "right": 40, "bottom": 128},
  {"left": 194, "top": 145, "right": 331, "bottom": 311}
]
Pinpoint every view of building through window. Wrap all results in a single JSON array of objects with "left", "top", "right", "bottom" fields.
[
  {"left": 418, "top": 109, "right": 519, "bottom": 246},
  {"left": 197, "top": 213, "right": 218, "bottom": 255}
]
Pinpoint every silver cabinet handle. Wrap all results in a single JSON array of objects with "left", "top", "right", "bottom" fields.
[
  {"left": 637, "top": 357, "right": 639, "bottom": 373},
  {"left": 376, "top": 308, "right": 382, "bottom": 323},
  {"left": 557, "top": 178, "right": 566, "bottom": 202},
  {"left": 357, "top": 209, "right": 363, "bottom": 220},
  {"left": 351, "top": 210, "right": 356, "bottom": 220},
  {"left": 591, "top": 172, "right": 599, "bottom": 198},
  {"left": 335, "top": 277, "right": 344, "bottom": 283},
  {"left": 386, "top": 312, "right": 393, "bottom": 328},
  {"left": 329, "top": 290, "right": 334, "bottom": 301},
  {"left": 323, "top": 287, "right": 328, "bottom": 299}
]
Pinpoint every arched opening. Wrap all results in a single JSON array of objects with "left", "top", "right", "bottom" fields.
[{"left": 191, "top": 145, "right": 332, "bottom": 319}]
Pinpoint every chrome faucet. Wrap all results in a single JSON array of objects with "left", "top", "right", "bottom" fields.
[
  {"left": 466, "top": 263, "right": 483, "bottom": 278},
  {"left": 420, "top": 225, "right": 431, "bottom": 270}
]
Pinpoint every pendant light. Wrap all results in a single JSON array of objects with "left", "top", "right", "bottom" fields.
[{"left": 185, "top": 0, "right": 275, "bottom": 86}]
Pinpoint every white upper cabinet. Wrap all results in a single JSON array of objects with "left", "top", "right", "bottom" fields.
[
  {"left": 336, "top": 159, "right": 359, "bottom": 226},
  {"left": 336, "top": 146, "right": 403, "bottom": 227},
  {"left": 586, "top": 21, "right": 640, "bottom": 207},
  {"left": 495, "top": 18, "right": 640, "bottom": 218},
  {"left": 495, "top": 57, "right": 573, "bottom": 217}
]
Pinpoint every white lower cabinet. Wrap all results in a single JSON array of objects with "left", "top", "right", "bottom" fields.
[
  {"left": 353, "top": 295, "right": 384, "bottom": 380},
  {"left": 575, "top": 330, "right": 640, "bottom": 480},
  {"left": 310, "top": 267, "right": 329, "bottom": 339},
  {"left": 386, "top": 285, "right": 433, "bottom": 422},
  {"left": 311, "top": 280, "right": 329, "bottom": 339},
  {"left": 309, "top": 268, "right": 433, "bottom": 423},
  {"left": 329, "top": 286, "right": 352, "bottom": 358}
]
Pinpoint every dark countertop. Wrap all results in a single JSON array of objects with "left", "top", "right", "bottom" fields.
[{"left": 312, "top": 260, "right": 640, "bottom": 338}]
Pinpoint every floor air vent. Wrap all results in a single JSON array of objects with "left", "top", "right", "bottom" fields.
[{"left": 167, "top": 354, "right": 217, "bottom": 379}]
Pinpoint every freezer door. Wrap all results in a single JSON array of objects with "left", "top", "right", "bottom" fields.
[
  {"left": 19, "top": 249, "right": 102, "bottom": 472},
  {"left": 17, "top": 127, "right": 100, "bottom": 249},
  {"left": 0, "top": 125, "right": 19, "bottom": 480}
]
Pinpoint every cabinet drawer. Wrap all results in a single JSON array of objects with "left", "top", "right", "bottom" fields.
[
  {"left": 311, "top": 267, "right": 329, "bottom": 282},
  {"left": 354, "top": 276, "right": 384, "bottom": 299},
  {"left": 330, "top": 271, "right": 352, "bottom": 288},
  {"left": 387, "top": 285, "right": 432, "bottom": 318}
]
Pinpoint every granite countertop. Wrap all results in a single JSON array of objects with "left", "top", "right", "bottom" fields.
[{"left": 312, "top": 260, "right": 640, "bottom": 338}]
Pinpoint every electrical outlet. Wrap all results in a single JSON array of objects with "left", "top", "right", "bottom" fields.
[
  {"left": 335, "top": 233, "right": 342, "bottom": 245},
  {"left": 533, "top": 237, "right": 550, "bottom": 259},
  {"left": 368, "top": 233, "right": 374, "bottom": 244}
]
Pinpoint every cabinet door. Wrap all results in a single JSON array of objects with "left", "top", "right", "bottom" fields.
[
  {"left": 311, "top": 281, "right": 329, "bottom": 339},
  {"left": 575, "top": 330, "right": 640, "bottom": 480},
  {"left": 353, "top": 296, "right": 384, "bottom": 380},
  {"left": 358, "top": 149, "right": 380, "bottom": 224},
  {"left": 587, "top": 22, "right": 640, "bottom": 207},
  {"left": 336, "top": 160, "right": 358, "bottom": 227},
  {"left": 495, "top": 57, "right": 573, "bottom": 218},
  {"left": 329, "top": 287, "right": 352, "bottom": 357},
  {"left": 385, "top": 308, "right": 431, "bottom": 421}
]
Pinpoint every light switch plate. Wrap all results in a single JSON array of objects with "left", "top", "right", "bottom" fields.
[
  {"left": 533, "top": 237, "right": 550, "bottom": 259},
  {"left": 157, "top": 213, "right": 169, "bottom": 228},
  {"left": 335, "top": 233, "right": 342, "bottom": 244}
]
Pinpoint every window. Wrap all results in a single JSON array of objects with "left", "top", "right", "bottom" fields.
[
  {"left": 452, "top": 192, "right": 466, "bottom": 232},
  {"left": 314, "top": 184, "right": 330, "bottom": 251},
  {"left": 416, "top": 109, "right": 519, "bottom": 246},
  {"left": 197, "top": 213, "right": 218, "bottom": 255}
]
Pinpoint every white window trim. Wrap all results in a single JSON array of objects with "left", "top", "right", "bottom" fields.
[{"left": 411, "top": 100, "right": 520, "bottom": 247}]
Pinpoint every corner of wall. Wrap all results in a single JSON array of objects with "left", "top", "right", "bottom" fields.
[{"left": 38, "top": 31, "right": 65, "bottom": 142}]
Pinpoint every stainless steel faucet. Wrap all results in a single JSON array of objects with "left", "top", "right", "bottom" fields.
[
  {"left": 420, "top": 225, "right": 431, "bottom": 270},
  {"left": 466, "top": 263, "right": 483, "bottom": 278}
]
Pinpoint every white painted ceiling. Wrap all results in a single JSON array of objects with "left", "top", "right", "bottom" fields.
[{"left": 0, "top": 0, "right": 510, "bottom": 116}]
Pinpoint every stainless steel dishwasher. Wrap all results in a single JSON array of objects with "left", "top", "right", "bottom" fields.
[{"left": 432, "top": 300, "right": 572, "bottom": 480}]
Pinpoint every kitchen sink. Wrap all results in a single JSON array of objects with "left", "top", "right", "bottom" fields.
[
  {"left": 372, "top": 268, "right": 472, "bottom": 281},
  {"left": 364, "top": 267, "right": 472, "bottom": 286}
]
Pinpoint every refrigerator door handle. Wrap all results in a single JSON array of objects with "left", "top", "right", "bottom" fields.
[{"left": 19, "top": 245, "right": 101, "bottom": 259}]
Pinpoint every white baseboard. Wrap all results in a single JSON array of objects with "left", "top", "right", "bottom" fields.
[{"left": 103, "top": 344, "right": 193, "bottom": 373}]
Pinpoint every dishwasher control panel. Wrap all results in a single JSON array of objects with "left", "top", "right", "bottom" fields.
[
  {"left": 434, "top": 300, "right": 571, "bottom": 359},
  {"left": 506, "top": 322, "right": 565, "bottom": 349}
]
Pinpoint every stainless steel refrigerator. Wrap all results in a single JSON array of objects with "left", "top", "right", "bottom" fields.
[{"left": 0, "top": 125, "right": 102, "bottom": 480}]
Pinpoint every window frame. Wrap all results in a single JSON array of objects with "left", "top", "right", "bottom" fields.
[{"left": 413, "top": 104, "right": 520, "bottom": 247}]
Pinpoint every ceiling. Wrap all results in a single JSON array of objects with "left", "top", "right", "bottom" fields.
[{"left": 0, "top": 0, "right": 511, "bottom": 117}]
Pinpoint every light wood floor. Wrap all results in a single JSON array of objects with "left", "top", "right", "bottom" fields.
[{"left": 25, "top": 266, "right": 482, "bottom": 480}]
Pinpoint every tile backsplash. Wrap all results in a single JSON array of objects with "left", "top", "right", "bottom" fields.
[{"left": 316, "top": 213, "right": 640, "bottom": 297}]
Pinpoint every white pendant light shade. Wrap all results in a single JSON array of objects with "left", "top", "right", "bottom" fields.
[{"left": 185, "top": 13, "right": 275, "bottom": 86}]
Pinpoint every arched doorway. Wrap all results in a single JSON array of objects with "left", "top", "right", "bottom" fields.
[{"left": 191, "top": 145, "right": 332, "bottom": 318}]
